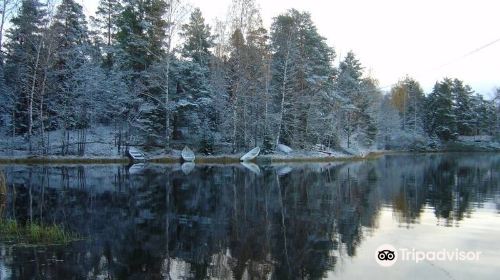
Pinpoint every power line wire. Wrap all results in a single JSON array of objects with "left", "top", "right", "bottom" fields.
[{"left": 434, "top": 36, "right": 500, "bottom": 70}]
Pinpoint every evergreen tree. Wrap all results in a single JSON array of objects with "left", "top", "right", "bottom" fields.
[
  {"left": 90, "top": 0, "right": 124, "bottom": 68},
  {"left": 180, "top": 8, "right": 214, "bottom": 66},
  {"left": 116, "top": 0, "right": 167, "bottom": 72},
  {"left": 49, "top": 0, "right": 90, "bottom": 125},
  {"left": 494, "top": 88, "right": 500, "bottom": 138},
  {"left": 171, "top": 8, "right": 216, "bottom": 151},
  {"left": 222, "top": 2, "right": 269, "bottom": 152},
  {"left": 114, "top": 0, "right": 168, "bottom": 147},
  {"left": 471, "top": 94, "right": 496, "bottom": 136},
  {"left": 169, "top": 58, "right": 214, "bottom": 150},
  {"left": 4, "top": 0, "right": 47, "bottom": 135},
  {"left": 245, "top": 27, "right": 272, "bottom": 151},
  {"left": 335, "top": 51, "right": 378, "bottom": 147},
  {"left": 358, "top": 77, "right": 379, "bottom": 146},
  {"left": 337, "top": 52, "right": 363, "bottom": 96},
  {"left": 451, "top": 79, "right": 475, "bottom": 136},
  {"left": 424, "top": 78, "right": 456, "bottom": 141},
  {"left": 0, "top": 62, "right": 14, "bottom": 127},
  {"left": 271, "top": 9, "right": 335, "bottom": 148},
  {"left": 227, "top": 28, "right": 248, "bottom": 150},
  {"left": 91, "top": 0, "right": 123, "bottom": 46}
]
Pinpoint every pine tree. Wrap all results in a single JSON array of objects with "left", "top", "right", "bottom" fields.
[
  {"left": 271, "top": 9, "right": 335, "bottom": 149},
  {"left": 47, "top": 0, "right": 92, "bottom": 154},
  {"left": 90, "top": 0, "right": 123, "bottom": 68},
  {"left": 91, "top": 0, "right": 123, "bottom": 46},
  {"left": 114, "top": 0, "right": 168, "bottom": 147},
  {"left": 116, "top": 0, "right": 167, "bottom": 72},
  {"left": 180, "top": 8, "right": 214, "bottom": 66},
  {"left": 4, "top": 0, "right": 47, "bottom": 135}
]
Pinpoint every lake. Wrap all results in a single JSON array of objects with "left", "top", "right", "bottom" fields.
[{"left": 0, "top": 153, "right": 499, "bottom": 279}]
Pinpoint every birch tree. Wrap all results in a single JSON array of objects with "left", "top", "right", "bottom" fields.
[
  {"left": 0, "top": 0, "right": 20, "bottom": 60},
  {"left": 4, "top": 0, "right": 47, "bottom": 140}
]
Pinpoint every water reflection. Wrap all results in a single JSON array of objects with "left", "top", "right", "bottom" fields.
[{"left": 0, "top": 153, "right": 498, "bottom": 279}]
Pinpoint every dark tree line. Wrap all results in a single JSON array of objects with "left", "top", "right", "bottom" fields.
[{"left": 0, "top": 0, "right": 498, "bottom": 156}]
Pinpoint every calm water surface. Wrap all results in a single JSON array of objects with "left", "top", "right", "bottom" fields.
[{"left": 0, "top": 153, "right": 499, "bottom": 279}]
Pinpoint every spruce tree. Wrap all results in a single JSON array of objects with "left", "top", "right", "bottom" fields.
[
  {"left": 174, "top": 8, "right": 216, "bottom": 151},
  {"left": 425, "top": 78, "right": 456, "bottom": 141},
  {"left": 180, "top": 8, "right": 214, "bottom": 66},
  {"left": 452, "top": 79, "right": 475, "bottom": 136},
  {"left": 336, "top": 51, "right": 378, "bottom": 147}
]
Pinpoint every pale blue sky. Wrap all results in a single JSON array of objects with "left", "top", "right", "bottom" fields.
[{"left": 79, "top": 0, "right": 500, "bottom": 97}]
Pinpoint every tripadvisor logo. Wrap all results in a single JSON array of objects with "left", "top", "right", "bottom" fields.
[
  {"left": 375, "top": 244, "right": 482, "bottom": 267},
  {"left": 375, "top": 244, "right": 397, "bottom": 267}
]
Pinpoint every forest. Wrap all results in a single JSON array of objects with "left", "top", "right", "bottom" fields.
[{"left": 0, "top": 0, "right": 498, "bottom": 157}]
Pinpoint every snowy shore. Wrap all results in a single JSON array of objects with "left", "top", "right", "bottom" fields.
[
  {"left": 1, "top": 145, "right": 499, "bottom": 165},
  {"left": 1, "top": 126, "right": 498, "bottom": 164},
  {"left": 0, "top": 150, "right": 384, "bottom": 165}
]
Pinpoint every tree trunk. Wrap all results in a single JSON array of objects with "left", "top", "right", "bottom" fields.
[
  {"left": 276, "top": 38, "right": 291, "bottom": 146},
  {"left": 232, "top": 83, "right": 239, "bottom": 152},
  {"left": 28, "top": 45, "right": 41, "bottom": 148},
  {"left": 0, "top": 0, "right": 9, "bottom": 56}
]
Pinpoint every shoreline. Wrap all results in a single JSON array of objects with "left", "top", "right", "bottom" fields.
[
  {"left": 0, "top": 149, "right": 498, "bottom": 165},
  {"left": 0, "top": 153, "right": 383, "bottom": 165}
]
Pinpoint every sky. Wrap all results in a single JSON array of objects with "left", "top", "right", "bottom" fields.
[{"left": 79, "top": 0, "right": 500, "bottom": 98}]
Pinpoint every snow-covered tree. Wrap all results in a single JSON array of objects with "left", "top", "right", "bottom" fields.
[
  {"left": 116, "top": 0, "right": 167, "bottom": 72},
  {"left": 180, "top": 8, "right": 213, "bottom": 66},
  {"left": 0, "top": 0, "right": 20, "bottom": 60},
  {"left": 335, "top": 51, "right": 378, "bottom": 148},
  {"left": 91, "top": 0, "right": 122, "bottom": 47},
  {"left": 451, "top": 79, "right": 475, "bottom": 136},
  {"left": 4, "top": 0, "right": 47, "bottom": 138},
  {"left": 424, "top": 78, "right": 456, "bottom": 141},
  {"left": 471, "top": 93, "right": 496, "bottom": 136},
  {"left": 90, "top": 0, "right": 123, "bottom": 69},
  {"left": 164, "top": 7, "right": 216, "bottom": 152},
  {"left": 494, "top": 88, "right": 500, "bottom": 139},
  {"left": 390, "top": 76, "right": 425, "bottom": 135},
  {"left": 271, "top": 9, "right": 335, "bottom": 149},
  {"left": 376, "top": 95, "right": 401, "bottom": 149},
  {"left": 357, "top": 77, "right": 380, "bottom": 146}
]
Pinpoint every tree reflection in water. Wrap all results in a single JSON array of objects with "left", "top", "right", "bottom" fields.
[{"left": 0, "top": 153, "right": 498, "bottom": 279}]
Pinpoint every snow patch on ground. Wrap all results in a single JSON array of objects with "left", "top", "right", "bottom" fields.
[{"left": 0, "top": 125, "right": 121, "bottom": 157}]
